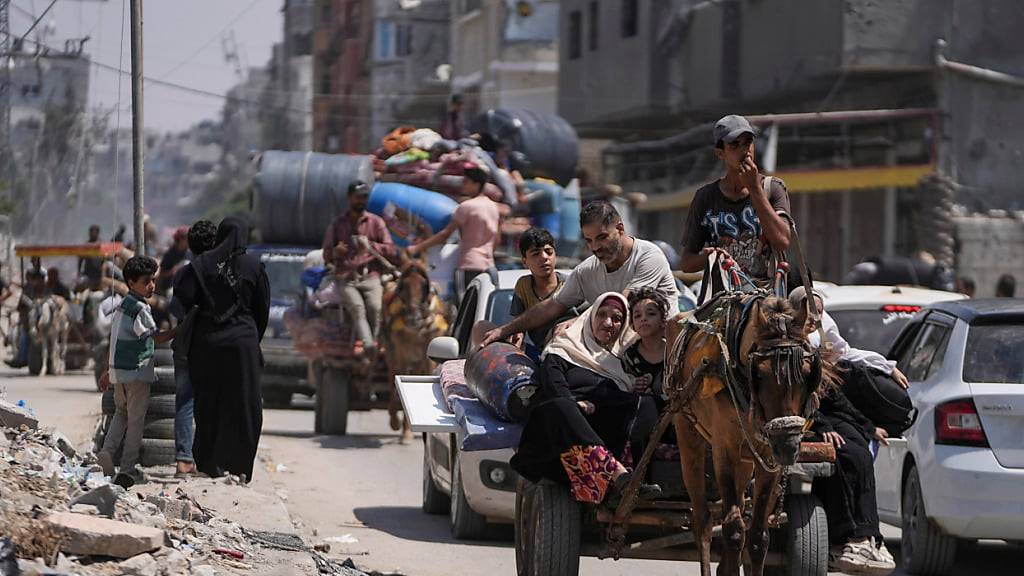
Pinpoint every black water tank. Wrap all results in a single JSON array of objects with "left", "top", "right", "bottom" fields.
[{"left": 469, "top": 109, "right": 579, "bottom": 186}]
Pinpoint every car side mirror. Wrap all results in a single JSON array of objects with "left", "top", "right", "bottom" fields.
[{"left": 427, "top": 336, "right": 460, "bottom": 363}]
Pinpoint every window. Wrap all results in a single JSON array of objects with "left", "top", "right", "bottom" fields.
[
  {"left": 375, "top": 21, "right": 412, "bottom": 59},
  {"left": 568, "top": 10, "right": 582, "bottom": 60},
  {"left": 452, "top": 287, "right": 479, "bottom": 355},
  {"left": 588, "top": 1, "right": 599, "bottom": 51},
  {"left": 829, "top": 309, "right": 916, "bottom": 355},
  {"left": 621, "top": 0, "right": 638, "bottom": 38},
  {"left": 462, "top": 0, "right": 482, "bottom": 14},
  {"left": 902, "top": 323, "right": 951, "bottom": 382},
  {"left": 963, "top": 324, "right": 1024, "bottom": 384},
  {"left": 320, "top": 0, "right": 332, "bottom": 23}
]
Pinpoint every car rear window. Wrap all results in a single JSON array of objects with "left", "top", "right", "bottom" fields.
[
  {"left": 963, "top": 324, "right": 1024, "bottom": 384},
  {"left": 828, "top": 309, "right": 915, "bottom": 355}
]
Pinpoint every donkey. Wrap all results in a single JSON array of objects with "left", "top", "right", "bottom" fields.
[
  {"left": 381, "top": 254, "right": 450, "bottom": 443},
  {"left": 29, "top": 295, "right": 71, "bottom": 376},
  {"left": 666, "top": 294, "right": 831, "bottom": 576}
]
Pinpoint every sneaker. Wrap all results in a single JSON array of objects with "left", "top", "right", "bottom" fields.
[{"left": 830, "top": 538, "right": 895, "bottom": 575}]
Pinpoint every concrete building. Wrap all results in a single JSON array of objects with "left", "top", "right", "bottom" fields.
[
  {"left": 263, "top": 0, "right": 315, "bottom": 150},
  {"left": 558, "top": 0, "right": 1024, "bottom": 282},
  {"left": 369, "top": 0, "right": 450, "bottom": 144},
  {"left": 450, "top": 0, "right": 560, "bottom": 118},
  {"left": 313, "top": 0, "right": 375, "bottom": 152}
]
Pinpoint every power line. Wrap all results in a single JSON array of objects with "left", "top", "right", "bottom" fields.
[{"left": 159, "top": 0, "right": 265, "bottom": 79}]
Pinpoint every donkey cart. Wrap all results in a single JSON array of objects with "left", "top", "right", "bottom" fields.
[{"left": 515, "top": 441, "right": 835, "bottom": 575}]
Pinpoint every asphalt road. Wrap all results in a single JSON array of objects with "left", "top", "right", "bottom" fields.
[{"left": 5, "top": 365, "right": 1021, "bottom": 576}]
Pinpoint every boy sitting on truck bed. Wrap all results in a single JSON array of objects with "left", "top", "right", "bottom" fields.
[{"left": 509, "top": 227, "right": 574, "bottom": 360}]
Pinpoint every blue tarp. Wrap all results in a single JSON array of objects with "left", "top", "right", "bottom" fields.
[{"left": 452, "top": 397, "right": 523, "bottom": 452}]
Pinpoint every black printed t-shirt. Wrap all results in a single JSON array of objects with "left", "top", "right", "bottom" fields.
[{"left": 681, "top": 177, "right": 792, "bottom": 282}]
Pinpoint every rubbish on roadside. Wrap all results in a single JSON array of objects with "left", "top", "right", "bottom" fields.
[
  {"left": 324, "top": 534, "right": 358, "bottom": 545},
  {"left": 275, "top": 463, "right": 288, "bottom": 473},
  {"left": 0, "top": 538, "right": 17, "bottom": 576},
  {"left": 313, "top": 542, "right": 331, "bottom": 553},
  {"left": 211, "top": 547, "right": 245, "bottom": 560}
]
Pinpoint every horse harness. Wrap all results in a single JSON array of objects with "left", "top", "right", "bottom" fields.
[{"left": 664, "top": 290, "right": 823, "bottom": 473}]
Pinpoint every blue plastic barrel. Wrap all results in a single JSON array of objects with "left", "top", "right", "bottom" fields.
[
  {"left": 368, "top": 183, "right": 459, "bottom": 247},
  {"left": 558, "top": 181, "right": 582, "bottom": 257}
]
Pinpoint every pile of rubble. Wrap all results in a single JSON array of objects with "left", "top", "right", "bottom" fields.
[{"left": 0, "top": 400, "right": 386, "bottom": 576}]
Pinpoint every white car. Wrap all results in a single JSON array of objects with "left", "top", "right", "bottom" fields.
[
  {"left": 816, "top": 284, "right": 967, "bottom": 354},
  {"left": 410, "top": 269, "right": 559, "bottom": 540},
  {"left": 875, "top": 299, "right": 1024, "bottom": 575}
]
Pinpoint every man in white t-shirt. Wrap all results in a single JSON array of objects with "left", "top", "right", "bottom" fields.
[{"left": 480, "top": 200, "right": 679, "bottom": 347}]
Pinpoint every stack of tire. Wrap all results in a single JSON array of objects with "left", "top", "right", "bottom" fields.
[{"left": 95, "top": 346, "right": 177, "bottom": 466}]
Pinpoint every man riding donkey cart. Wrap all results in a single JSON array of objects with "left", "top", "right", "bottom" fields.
[{"left": 322, "top": 180, "right": 449, "bottom": 443}]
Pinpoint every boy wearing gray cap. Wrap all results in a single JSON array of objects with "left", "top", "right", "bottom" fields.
[{"left": 679, "top": 115, "right": 793, "bottom": 285}]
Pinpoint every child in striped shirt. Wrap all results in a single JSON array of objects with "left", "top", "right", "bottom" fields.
[{"left": 97, "top": 255, "right": 174, "bottom": 487}]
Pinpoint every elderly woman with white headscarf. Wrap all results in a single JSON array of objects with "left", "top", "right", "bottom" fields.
[{"left": 511, "top": 292, "right": 662, "bottom": 506}]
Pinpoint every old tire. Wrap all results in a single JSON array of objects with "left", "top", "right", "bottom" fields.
[
  {"left": 521, "top": 479, "right": 581, "bottom": 576},
  {"left": 140, "top": 438, "right": 176, "bottom": 466},
  {"left": 146, "top": 394, "right": 177, "bottom": 420},
  {"left": 153, "top": 348, "right": 173, "bottom": 367},
  {"left": 143, "top": 418, "right": 176, "bottom": 441},
  {"left": 28, "top": 342, "right": 43, "bottom": 376},
  {"left": 901, "top": 466, "right": 956, "bottom": 575},
  {"left": 152, "top": 367, "right": 177, "bottom": 395},
  {"left": 422, "top": 441, "right": 450, "bottom": 514},
  {"left": 766, "top": 494, "right": 828, "bottom": 576},
  {"left": 316, "top": 366, "right": 349, "bottom": 435},
  {"left": 450, "top": 449, "right": 489, "bottom": 540}
]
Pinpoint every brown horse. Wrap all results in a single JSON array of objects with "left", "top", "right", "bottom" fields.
[
  {"left": 381, "top": 255, "right": 450, "bottom": 443},
  {"left": 665, "top": 293, "right": 830, "bottom": 576}
]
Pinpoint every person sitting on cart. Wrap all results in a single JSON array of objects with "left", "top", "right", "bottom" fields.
[
  {"left": 512, "top": 292, "right": 662, "bottom": 506},
  {"left": 621, "top": 287, "right": 671, "bottom": 470},
  {"left": 678, "top": 115, "right": 792, "bottom": 288},
  {"left": 46, "top": 267, "right": 71, "bottom": 300},
  {"left": 790, "top": 287, "right": 897, "bottom": 574},
  {"left": 480, "top": 200, "right": 679, "bottom": 348},
  {"left": 321, "top": 180, "right": 397, "bottom": 360},
  {"left": 508, "top": 227, "right": 572, "bottom": 360}
]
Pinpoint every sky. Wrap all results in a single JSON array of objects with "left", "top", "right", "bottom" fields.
[{"left": 16, "top": 0, "right": 283, "bottom": 133}]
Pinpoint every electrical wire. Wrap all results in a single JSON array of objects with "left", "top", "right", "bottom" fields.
[{"left": 159, "top": 0, "right": 265, "bottom": 79}]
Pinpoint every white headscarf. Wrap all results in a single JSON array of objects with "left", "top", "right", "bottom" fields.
[{"left": 543, "top": 292, "right": 638, "bottom": 391}]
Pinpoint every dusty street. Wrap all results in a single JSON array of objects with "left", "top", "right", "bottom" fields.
[{"left": 4, "top": 366, "right": 1020, "bottom": 576}]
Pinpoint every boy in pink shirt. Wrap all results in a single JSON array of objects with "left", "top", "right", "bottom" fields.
[{"left": 408, "top": 166, "right": 500, "bottom": 300}]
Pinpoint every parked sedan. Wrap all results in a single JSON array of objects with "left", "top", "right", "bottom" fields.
[{"left": 876, "top": 299, "right": 1024, "bottom": 575}]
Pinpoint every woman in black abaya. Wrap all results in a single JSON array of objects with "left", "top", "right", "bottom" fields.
[{"left": 174, "top": 217, "right": 270, "bottom": 481}]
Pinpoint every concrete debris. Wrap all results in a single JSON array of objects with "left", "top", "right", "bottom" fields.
[
  {"left": 44, "top": 512, "right": 164, "bottom": 558},
  {"left": 0, "top": 399, "right": 39, "bottom": 429},
  {"left": 145, "top": 495, "right": 193, "bottom": 521},
  {"left": 70, "top": 484, "right": 123, "bottom": 517},
  {"left": 2, "top": 413, "right": 359, "bottom": 576},
  {"left": 120, "top": 552, "right": 159, "bottom": 576}
]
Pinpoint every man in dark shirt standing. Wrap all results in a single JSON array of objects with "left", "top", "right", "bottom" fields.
[
  {"left": 157, "top": 227, "right": 191, "bottom": 294},
  {"left": 46, "top": 268, "right": 71, "bottom": 300},
  {"left": 79, "top": 225, "right": 105, "bottom": 290},
  {"left": 322, "top": 181, "right": 396, "bottom": 359},
  {"left": 679, "top": 115, "right": 792, "bottom": 286}
]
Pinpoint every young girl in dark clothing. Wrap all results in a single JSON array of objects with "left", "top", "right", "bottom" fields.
[{"left": 622, "top": 287, "right": 670, "bottom": 465}]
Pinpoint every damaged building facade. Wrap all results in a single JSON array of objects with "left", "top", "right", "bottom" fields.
[{"left": 560, "top": 0, "right": 1024, "bottom": 284}]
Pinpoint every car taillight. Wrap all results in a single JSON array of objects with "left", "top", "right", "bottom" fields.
[
  {"left": 935, "top": 399, "right": 989, "bottom": 447},
  {"left": 881, "top": 304, "right": 921, "bottom": 313}
]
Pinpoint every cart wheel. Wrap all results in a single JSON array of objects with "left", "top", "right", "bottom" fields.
[
  {"left": 28, "top": 342, "right": 43, "bottom": 376},
  {"left": 316, "top": 365, "right": 350, "bottom": 435},
  {"left": 766, "top": 494, "right": 828, "bottom": 576},
  {"left": 520, "top": 479, "right": 581, "bottom": 576}
]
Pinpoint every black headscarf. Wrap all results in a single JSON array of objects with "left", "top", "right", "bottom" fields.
[{"left": 192, "top": 217, "right": 250, "bottom": 313}]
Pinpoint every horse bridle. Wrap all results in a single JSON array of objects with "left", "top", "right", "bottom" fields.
[{"left": 746, "top": 337, "right": 823, "bottom": 421}]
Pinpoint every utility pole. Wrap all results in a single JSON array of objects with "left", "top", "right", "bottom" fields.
[
  {"left": 130, "top": 0, "right": 145, "bottom": 254},
  {"left": 0, "top": 0, "right": 10, "bottom": 206}
]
